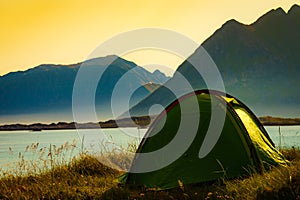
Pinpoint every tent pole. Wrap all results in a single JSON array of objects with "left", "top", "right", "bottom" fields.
[{"left": 279, "top": 126, "right": 282, "bottom": 150}]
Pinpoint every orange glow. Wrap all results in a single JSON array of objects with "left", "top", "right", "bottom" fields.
[{"left": 0, "top": 0, "right": 298, "bottom": 76}]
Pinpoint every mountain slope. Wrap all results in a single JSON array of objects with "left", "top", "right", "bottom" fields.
[
  {"left": 129, "top": 4, "right": 300, "bottom": 118},
  {"left": 0, "top": 55, "right": 169, "bottom": 123}
]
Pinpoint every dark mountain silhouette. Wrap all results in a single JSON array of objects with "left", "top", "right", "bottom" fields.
[
  {"left": 128, "top": 4, "right": 300, "bottom": 118},
  {"left": 0, "top": 55, "right": 169, "bottom": 123}
]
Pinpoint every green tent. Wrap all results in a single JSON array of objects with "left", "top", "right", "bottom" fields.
[{"left": 125, "top": 90, "right": 288, "bottom": 190}]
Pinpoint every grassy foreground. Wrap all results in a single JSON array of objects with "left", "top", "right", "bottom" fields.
[{"left": 0, "top": 148, "right": 300, "bottom": 199}]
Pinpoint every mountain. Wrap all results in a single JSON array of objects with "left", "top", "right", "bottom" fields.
[
  {"left": 128, "top": 5, "right": 300, "bottom": 118},
  {"left": 0, "top": 55, "right": 169, "bottom": 124}
]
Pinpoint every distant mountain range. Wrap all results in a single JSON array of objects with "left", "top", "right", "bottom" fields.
[
  {"left": 1, "top": 5, "right": 299, "bottom": 124},
  {"left": 0, "top": 55, "right": 169, "bottom": 124},
  {"left": 128, "top": 4, "right": 300, "bottom": 118}
]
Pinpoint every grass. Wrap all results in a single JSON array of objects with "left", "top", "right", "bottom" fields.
[
  {"left": 0, "top": 155, "right": 120, "bottom": 199},
  {"left": 0, "top": 144, "right": 300, "bottom": 199}
]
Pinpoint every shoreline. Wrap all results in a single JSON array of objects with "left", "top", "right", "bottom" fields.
[
  {"left": 0, "top": 116, "right": 152, "bottom": 131},
  {"left": 0, "top": 116, "right": 299, "bottom": 131}
]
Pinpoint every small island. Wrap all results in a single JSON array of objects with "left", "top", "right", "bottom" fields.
[{"left": 259, "top": 116, "right": 300, "bottom": 126}]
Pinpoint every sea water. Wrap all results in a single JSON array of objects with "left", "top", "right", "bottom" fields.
[{"left": 0, "top": 126, "right": 299, "bottom": 171}]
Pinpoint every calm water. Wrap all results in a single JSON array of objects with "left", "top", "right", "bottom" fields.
[
  {"left": 265, "top": 126, "right": 300, "bottom": 149},
  {"left": 0, "top": 128, "right": 146, "bottom": 171},
  {"left": 0, "top": 126, "right": 299, "bottom": 170}
]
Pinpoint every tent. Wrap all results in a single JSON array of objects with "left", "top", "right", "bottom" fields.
[{"left": 124, "top": 90, "right": 288, "bottom": 190}]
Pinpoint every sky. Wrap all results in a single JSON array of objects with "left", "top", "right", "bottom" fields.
[{"left": 0, "top": 0, "right": 298, "bottom": 76}]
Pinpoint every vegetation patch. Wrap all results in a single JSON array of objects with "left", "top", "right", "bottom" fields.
[{"left": 0, "top": 148, "right": 299, "bottom": 199}]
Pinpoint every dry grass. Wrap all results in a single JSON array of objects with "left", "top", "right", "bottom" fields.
[
  {"left": 0, "top": 155, "right": 120, "bottom": 199},
  {"left": 0, "top": 144, "right": 300, "bottom": 199},
  {"left": 219, "top": 148, "right": 300, "bottom": 200},
  {"left": 103, "top": 148, "right": 300, "bottom": 200}
]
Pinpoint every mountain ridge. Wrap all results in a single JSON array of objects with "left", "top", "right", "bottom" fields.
[
  {"left": 128, "top": 4, "right": 300, "bottom": 118},
  {"left": 0, "top": 55, "right": 169, "bottom": 123}
]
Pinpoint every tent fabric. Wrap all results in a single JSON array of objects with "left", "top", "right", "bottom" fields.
[
  {"left": 230, "top": 102, "right": 287, "bottom": 168},
  {"left": 125, "top": 90, "right": 288, "bottom": 190}
]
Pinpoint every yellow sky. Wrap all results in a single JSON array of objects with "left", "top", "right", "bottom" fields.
[{"left": 0, "top": 0, "right": 298, "bottom": 76}]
